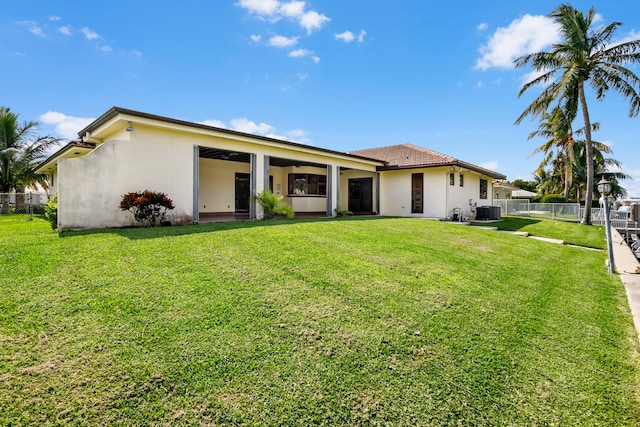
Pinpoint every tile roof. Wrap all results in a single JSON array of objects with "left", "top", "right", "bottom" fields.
[{"left": 349, "top": 143, "right": 506, "bottom": 179}]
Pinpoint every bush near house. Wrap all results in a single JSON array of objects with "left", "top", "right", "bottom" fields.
[
  {"left": 44, "top": 193, "right": 58, "bottom": 230},
  {"left": 253, "top": 189, "right": 294, "bottom": 220},
  {"left": 119, "top": 190, "right": 175, "bottom": 227}
]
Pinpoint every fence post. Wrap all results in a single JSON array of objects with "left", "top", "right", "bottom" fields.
[{"left": 27, "top": 192, "right": 33, "bottom": 220}]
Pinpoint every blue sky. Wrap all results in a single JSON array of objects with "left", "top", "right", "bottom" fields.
[{"left": 2, "top": 1, "right": 640, "bottom": 196}]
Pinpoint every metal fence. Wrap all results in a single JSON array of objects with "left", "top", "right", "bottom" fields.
[
  {"left": 494, "top": 199, "right": 581, "bottom": 221},
  {"left": 0, "top": 192, "right": 50, "bottom": 220},
  {"left": 495, "top": 198, "right": 638, "bottom": 229}
]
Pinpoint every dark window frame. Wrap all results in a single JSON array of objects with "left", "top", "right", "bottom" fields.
[
  {"left": 411, "top": 173, "right": 424, "bottom": 214},
  {"left": 449, "top": 173, "right": 454, "bottom": 186},
  {"left": 459, "top": 174, "right": 464, "bottom": 187},
  {"left": 480, "top": 179, "right": 488, "bottom": 199},
  {"left": 287, "top": 173, "right": 327, "bottom": 196}
]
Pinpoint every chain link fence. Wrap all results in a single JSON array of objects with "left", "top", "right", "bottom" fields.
[{"left": 0, "top": 192, "right": 50, "bottom": 220}]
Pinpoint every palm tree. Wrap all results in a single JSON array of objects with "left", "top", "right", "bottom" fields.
[
  {"left": 571, "top": 139, "right": 629, "bottom": 201},
  {"left": 528, "top": 107, "right": 575, "bottom": 198},
  {"left": 515, "top": 4, "right": 640, "bottom": 224},
  {"left": 0, "top": 107, "right": 59, "bottom": 193}
]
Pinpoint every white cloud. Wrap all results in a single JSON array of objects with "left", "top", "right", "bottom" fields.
[
  {"left": 279, "top": 1, "right": 305, "bottom": 17},
  {"left": 80, "top": 27, "right": 100, "bottom": 40},
  {"left": 268, "top": 35, "right": 299, "bottom": 47},
  {"left": 39, "top": 111, "right": 95, "bottom": 140},
  {"left": 201, "top": 119, "right": 228, "bottom": 128},
  {"left": 48, "top": 16, "right": 62, "bottom": 21},
  {"left": 289, "top": 49, "right": 319, "bottom": 63},
  {"left": 299, "top": 10, "right": 330, "bottom": 34},
  {"left": 201, "top": 117, "right": 311, "bottom": 143},
  {"left": 250, "top": 34, "right": 262, "bottom": 42},
  {"left": 19, "top": 21, "right": 45, "bottom": 37},
  {"left": 480, "top": 161, "right": 499, "bottom": 170},
  {"left": 230, "top": 117, "right": 277, "bottom": 135},
  {"left": 335, "top": 31, "right": 355, "bottom": 43},
  {"left": 477, "top": 22, "right": 488, "bottom": 31},
  {"left": 236, "top": 0, "right": 280, "bottom": 16},
  {"left": 357, "top": 30, "right": 367, "bottom": 44},
  {"left": 100, "top": 45, "right": 113, "bottom": 52},
  {"left": 476, "top": 14, "right": 561, "bottom": 70},
  {"left": 129, "top": 50, "right": 143, "bottom": 59},
  {"left": 237, "top": 0, "right": 329, "bottom": 34},
  {"left": 58, "top": 26, "right": 72, "bottom": 36}
]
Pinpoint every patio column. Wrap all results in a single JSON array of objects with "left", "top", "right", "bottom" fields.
[
  {"left": 249, "top": 153, "right": 257, "bottom": 220},
  {"left": 192, "top": 145, "right": 199, "bottom": 223},
  {"left": 263, "top": 155, "right": 270, "bottom": 192},
  {"left": 375, "top": 171, "right": 381, "bottom": 215},
  {"left": 326, "top": 164, "right": 333, "bottom": 217}
]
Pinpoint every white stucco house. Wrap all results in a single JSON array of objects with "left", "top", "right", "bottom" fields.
[{"left": 35, "top": 107, "right": 506, "bottom": 231}]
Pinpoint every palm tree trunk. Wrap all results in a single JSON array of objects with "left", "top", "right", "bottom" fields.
[{"left": 579, "top": 82, "right": 594, "bottom": 225}]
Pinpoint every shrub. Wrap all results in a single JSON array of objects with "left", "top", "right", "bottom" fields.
[
  {"left": 334, "top": 205, "right": 353, "bottom": 217},
  {"left": 253, "top": 189, "right": 294, "bottom": 220},
  {"left": 44, "top": 193, "right": 58, "bottom": 230},
  {"left": 119, "top": 190, "right": 175, "bottom": 227},
  {"left": 541, "top": 194, "right": 568, "bottom": 203}
]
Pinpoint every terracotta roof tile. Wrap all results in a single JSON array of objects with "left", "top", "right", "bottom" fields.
[{"left": 349, "top": 143, "right": 506, "bottom": 180}]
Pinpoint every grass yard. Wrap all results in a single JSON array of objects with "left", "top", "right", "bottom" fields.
[
  {"left": 475, "top": 215, "right": 608, "bottom": 249},
  {"left": 1, "top": 215, "right": 639, "bottom": 425}
]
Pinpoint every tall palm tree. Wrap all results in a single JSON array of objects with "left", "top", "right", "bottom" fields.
[
  {"left": 515, "top": 4, "right": 640, "bottom": 224},
  {"left": 0, "top": 107, "right": 59, "bottom": 193},
  {"left": 528, "top": 107, "right": 575, "bottom": 198}
]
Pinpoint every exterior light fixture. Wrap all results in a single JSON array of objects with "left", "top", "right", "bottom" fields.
[
  {"left": 125, "top": 121, "right": 134, "bottom": 132},
  {"left": 597, "top": 177, "right": 615, "bottom": 274}
]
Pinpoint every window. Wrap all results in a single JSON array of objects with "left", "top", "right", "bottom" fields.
[
  {"left": 459, "top": 174, "right": 464, "bottom": 187},
  {"left": 480, "top": 179, "right": 488, "bottom": 199},
  {"left": 411, "top": 173, "right": 423, "bottom": 213},
  {"left": 449, "top": 173, "right": 454, "bottom": 186},
  {"left": 288, "top": 173, "right": 326, "bottom": 195}
]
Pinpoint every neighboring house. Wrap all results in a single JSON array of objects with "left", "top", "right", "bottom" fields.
[
  {"left": 512, "top": 189, "right": 537, "bottom": 198},
  {"left": 35, "top": 107, "right": 505, "bottom": 230},
  {"left": 492, "top": 181, "right": 520, "bottom": 199}
]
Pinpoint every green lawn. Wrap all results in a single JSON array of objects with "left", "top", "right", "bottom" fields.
[
  {"left": 1, "top": 215, "right": 639, "bottom": 425},
  {"left": 475, "top": 215, "right": 608, "bottom": 249}
]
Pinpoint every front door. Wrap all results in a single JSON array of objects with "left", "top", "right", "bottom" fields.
[
  {"left": 235, "top": 173, "right": 250, "bottom": 212},
  {"left": 348, "top": 178, "right": 373, "bottom": 213}
]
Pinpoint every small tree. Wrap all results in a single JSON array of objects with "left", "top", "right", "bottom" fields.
[
  {"left": 119, "top": 190, "right": 175, "bottom": 227},
  {"left": 253, "top": 189, "right": 294, "bottom": 220}
]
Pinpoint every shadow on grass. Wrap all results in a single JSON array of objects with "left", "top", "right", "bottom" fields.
[
  {"left": 59, "top": 215, "right": 392, "bottom": 240},
  {"left": 473, "top": 216, "right": 542, "bottom": 232}
]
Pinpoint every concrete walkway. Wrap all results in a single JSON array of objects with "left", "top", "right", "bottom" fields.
[{"left": 612, "top": 229, "right": 640, "bottom": 341}]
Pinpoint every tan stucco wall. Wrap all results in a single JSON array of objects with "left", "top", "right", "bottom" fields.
[
  {"left": 339, "top": 169, "right": 378, "bottom": 213},
  {"left": 378, "top": 168, "right": 496, "bottom": 219},
  {"left": 55, "top": 118, "right": 382, "bottom": 228},
  {"left": 58, "top": 132, "right": 193, "bottom": 230},
  {"left": 199, "top": 158, "right": 250, "bottom": 213}
]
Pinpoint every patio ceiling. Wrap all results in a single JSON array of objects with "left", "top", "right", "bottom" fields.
[{"left": 198, "top": 147, "right": 327, "bottom": 169}]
